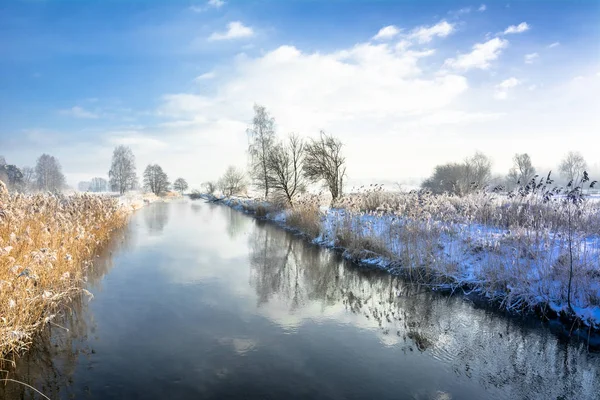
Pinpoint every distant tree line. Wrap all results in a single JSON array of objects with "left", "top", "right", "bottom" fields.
[
  {"left": 1, "top": 146, "right": 189, "bottom": 197},
  {"left": 421, "top": 150, "right": 591, "bottom": 195},
  {"left": 0, "top": 153, "right": 66, "bottom": 193}
]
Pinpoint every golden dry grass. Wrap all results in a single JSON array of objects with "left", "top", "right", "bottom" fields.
[
  {"left": 0, "top": 181, "right": 129, "bottom": 360},
  {"left": 286, "top": 194, "right": 322, "bottom": 239}
]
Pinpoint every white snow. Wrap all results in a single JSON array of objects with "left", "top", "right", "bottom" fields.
[{"left": 200, "top": 194, "right": 600, "bottom": 330}]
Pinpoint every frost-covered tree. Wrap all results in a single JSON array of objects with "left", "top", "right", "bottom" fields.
[
  {"left": 20, "top": 166, "right": 35, "bottom": 192},
  {"left": 203, "top": 181, "right": 217, "bottom": 195},
  {"left": 507, "top": 153, "right": 536, "bottom": 187},
  {"left": 109, "top": 145, "right": 137, "bottom": 194},
  {"left": 218, "top": 166, "right": 247, "bottom": 197},
  {"left": 143, "top": 164, "right": 170, "bottom": 196},
  {"left": 266, "top": 134, "right": 305, "bottom": 206},
  {"left": 35, "top": 154, "right": 65, "bottom": 192},
  {"left": 303, "top": 131, "right": 346, "bottom": 202},
  {"left": 90, "top": 177, "right": 108, "bottom": 192},
  {"left": 559, "top": 151, "right": 587, "bottom": 183},
  {"left": 0, "top": 164, "right": 23, "bottom": 191},
  {"left": 422, "top": 163, "right": 467, "bottom": 194},
  {"left": 173, "top": 177, "right": 189, "bottom": 194},
  {"left": 247, "top": 104, "right": 276, "bottom": 199},
  {"left": 463, "top": 152, "right": 492, "bottom": 191}
]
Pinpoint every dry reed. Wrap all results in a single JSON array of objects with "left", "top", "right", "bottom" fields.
[{"left": 0, "top": 181, "right": 129, "bottom": 360}]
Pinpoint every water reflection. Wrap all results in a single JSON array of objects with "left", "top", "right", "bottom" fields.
[
  {"left": 144, "top": 201, "right": 170, "bottom": 235},
  {"left": 3, "top": 202, "right": 599, "bottom": 400},
  {"left": 248, "top": 222, "right": 600, "bottom": 399},
  {"left": 227, "top": 208, "right": 250, "bottom": 240}
]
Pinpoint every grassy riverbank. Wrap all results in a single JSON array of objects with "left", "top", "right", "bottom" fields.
[
  {"left": 0, "top": 182, "right": 130, "bottom": 359},
  {"left": 202, "top": 189, "right": 600, "bottom": 331}
]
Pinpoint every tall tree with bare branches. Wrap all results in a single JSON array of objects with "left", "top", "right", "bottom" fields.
[
  {"left": 219, "top": 166, "right": 247, "bottom": 196},
  {"left": 247, "top": 104, "right": 276, "bottom": 199},
  {"left": 266, "top": 134, "right": 305, "bottom": 206},
  {"left": 109, "top": 145, "right": 137, "bottom": 194},
  {"left": 35, "top": 154, "right": 65, "bottom": 192},
  {"left": 559, "top": 151, "right": 587, "bottom": 183},
  {"left": 303, "top": 131, "right": 346, "bottom": 202},
  {"left": 143, "top": 164, "right": 170, "bottom": 196},
  {"left": 507, "top": 153, "right": 536, "bottom": 187}
]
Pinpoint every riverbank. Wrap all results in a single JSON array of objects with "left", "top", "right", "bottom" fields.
[
  {"left": 0, "top": 184, "right": 135, "bottom": 360},
  {"left": 200, "top": 192, "right": 600, "bottom": 332}
]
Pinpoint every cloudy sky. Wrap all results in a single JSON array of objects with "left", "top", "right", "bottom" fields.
[{"left": 1, "top": 0, "right": 599, "bottom": 189}]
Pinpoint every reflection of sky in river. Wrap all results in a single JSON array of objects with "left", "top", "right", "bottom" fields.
[
  {"left": 149, "top": 202, "right": 600, "bottom": 400},
  {"left": 4, "top": 201, "right": 598, "bottom": 400}
]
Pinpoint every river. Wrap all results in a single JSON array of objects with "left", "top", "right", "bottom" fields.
[{"left": 2, "top": 200, "right": 599, "bottom": 399}]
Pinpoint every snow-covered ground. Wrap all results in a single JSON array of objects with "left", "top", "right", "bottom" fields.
[{"left": 202, "top": 194, "right": 600, "bottom": 330}]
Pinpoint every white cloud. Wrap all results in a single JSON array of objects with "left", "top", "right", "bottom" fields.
[
  {"left": 493, "top": 91, "right": 508, "bottom": 100},
  {"left": 147, "top": 40, "right": 476, "bottom": 183},
  {"left": 548, "top": 42, "right": 560, "bottom": 48},
  {"left": 208, "top": 21, "right": 254, "bottom": 41},
  {"left": 452, "top": 7, "right": 472, "bottom": 15},
  {"left": 478, "top": 4, "right": 487, "bottom": 11},
  {"left": 494, "top": 77, "right": 521, "bottom": 99},
  {"left": 195, "top": 71, "right": 216, "bottom": 81},
  {"left": 59, "top": 106, "right": 99, "bottom": 119},
  {"left": 444, "top": 37, "right": 508, "bottom": 70},
  {"left": 409, "top": 20, "right": 454, "bottom": 43},
  {"left": 372, "top": 25, "right": 400, "bottom": 40},
  {"left": 524, "top": 52, "right": 539, "bottom": 64},
  {"left": 503, "top": 22, "right": 529, "bottom": 35},
  {"left": 208, "top": 0, "right": 225, "bottom": 8},
  {"left": 497, "top": 77, "right": 520, "bottom": 89},
  {"left": 190, "top": 0, "right": 225, "bottom": 12}
]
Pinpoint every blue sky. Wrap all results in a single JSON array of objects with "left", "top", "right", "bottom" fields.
[{"left": 1, "top": 0, "right": 599, "bottom": 188}]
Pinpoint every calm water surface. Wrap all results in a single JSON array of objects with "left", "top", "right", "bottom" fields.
[{"left": 3, "top": 201, "right": 599, "bottom": 400}]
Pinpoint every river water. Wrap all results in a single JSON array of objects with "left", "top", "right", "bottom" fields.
[{"left": 2, "top": 201, "right": 599, "bottom": 400}]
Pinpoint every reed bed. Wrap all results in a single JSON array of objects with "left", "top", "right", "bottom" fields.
[
  {"left": 322, "top": 185, "right": 600, "bottom": 326},
  {"left": 0, "top": 181, "right": 129, "bottom": 359}
]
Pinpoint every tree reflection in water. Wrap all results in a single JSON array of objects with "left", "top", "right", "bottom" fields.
[
  {"left": 248, "top": 222, "right": 600, "bottom": 399},
  {"left": 0, "top": 224, "right": 134, "bottom": 400},
  {"left": 144, "top": 202, "right": 170, "bottom": 235}
]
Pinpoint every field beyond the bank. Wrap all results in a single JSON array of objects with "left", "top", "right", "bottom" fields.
[{"left": 0, "top": 182, "right": 129, "bottom": 359}]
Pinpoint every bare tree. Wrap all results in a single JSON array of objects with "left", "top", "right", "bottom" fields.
[
  {"left": 143, "top": 164, "right": 170, "bottom": 196},
  {"left": 247, "top": 104, "right": 276, "bottom": 199},
  {"left": 203, "top": 181, "right": 217, "bottom": 195},
  {"left": 218, "top": 166, "right": 247, "bottom": 197},
  {"left": 0, "top": 155, "right": 5, "bottom": 166},
  {"left": 109, "top": 145, "right": 137, "bottom": 194},
  {"left": 35, "top": 154, "right": 65, "bottom": 192},
  {"left": 463, "top": 152, "right": 492, "bottom": 192},
  {"left": 507, "top": 153, "right": 536, "bottom": 187},
  {"left": 559, "top": 151, "right": 587, "bottom": 183},
  {"left": 173, "top": 177, "right": 189, "bottom": 194},
  {"left": 303, "top": 131, "right": 346, "bottom": 202},
  {"left": 21, "top": 166, "right": 35, "bottom": 192},
  {"left": 266, "top": 134, "right": 305, "bottom": 206},
  {"left": 90, "top": 177, "right": 108, "bottom": 192}
]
